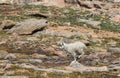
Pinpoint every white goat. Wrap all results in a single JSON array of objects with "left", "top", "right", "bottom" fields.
[{"left": 61, "top": 41, "right": 87, "bottom": 61}]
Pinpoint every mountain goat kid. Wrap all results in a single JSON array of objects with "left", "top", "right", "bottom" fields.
[{"left": 60, "top": 41, "right": 87, "bottom": 61}]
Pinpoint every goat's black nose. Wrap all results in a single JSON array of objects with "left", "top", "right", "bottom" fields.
[{"left": 85, "top": 43, "right": 90, "bottom": 46}]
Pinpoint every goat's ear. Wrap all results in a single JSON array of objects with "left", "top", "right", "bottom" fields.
[
  {"left": 61, "top": 42, "right": 65, "bottom": 46},
  {"left": 61, "top": 42, "right": 63, "bottom": 45}
]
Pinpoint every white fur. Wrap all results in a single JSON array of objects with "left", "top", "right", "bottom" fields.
[
  {"left": 61, "top": 41, "right": 87, "bottom": 61},
  {"left": 10, "top": 0, "right": 14, "bottom": 4}
]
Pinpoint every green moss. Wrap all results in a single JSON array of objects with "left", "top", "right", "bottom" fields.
[
  {"left": 22, "top": 4, "right": 35, "bottom": 9},
  {"left": 0, "top": 30, "right": 9, "bottom": 36},
  {"left": 103, "top": 37, "right": 120, "bottom": 47},
  {"left": 100, "top": 18, "right": 120, "bottom": 32}
]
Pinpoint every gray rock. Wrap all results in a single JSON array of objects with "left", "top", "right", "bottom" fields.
[
  {"left": 76, "top": 18, "right": 101, "bottom": 29},
  {"left": 37, "top": 29, "right": 89, "bottom": 39},
  {"left": 107, "top": 47, "right": 120, "bottom": 53},
  {"left": 19, "top": 63, "right": 37, "bottom": 69},
  {"left": 29, "top": 59, "right": 42, "bottom": 63},
  {"left": 4, "top": 53, "right": 17, "bottom": 60},
  {"left": 0, "top": 50, "right": 8, "bottom": 59},
  {"left": 70, "top": 60, "right": 84, "bottom": 68},
  {"left": 109, "top": 64, "right": 120, "bottom": 70},
  {"left": 36, "top": 30, "right": 66, "bottom": 37},
  {"left": 94, "top": 52, "right": 110, "bottom": 55},
  {"left": 19, "top": 59, "right": 42, "bottom": 63},
  {"left": 7, "top": 19, "right": 48, "bottom": 35},
  {"left": 69, "top": 60, "right": 108, "bottom": 72}
]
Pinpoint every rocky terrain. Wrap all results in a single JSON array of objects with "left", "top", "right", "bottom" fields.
[{"left": 0, "top": 0, "right": 120, "bottom": 78}]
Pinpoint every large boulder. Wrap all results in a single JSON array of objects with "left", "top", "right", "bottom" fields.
[{"left": 7, "top": 19, "right": 48, "bottom": 35}]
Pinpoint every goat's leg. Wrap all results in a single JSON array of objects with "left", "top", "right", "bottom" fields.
[
  {"left": 71, "top": 52, "right": 77, "bottom": 61},
  {"left": 78, "top": 50, "right": 84, "bottom": 58},
  {"left": 74, "top": 56, "right": 77, "bottom": 61}
]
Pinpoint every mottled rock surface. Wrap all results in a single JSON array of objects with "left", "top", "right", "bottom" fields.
[{"left": 7, "top": 19, "right": 48, "bottom": 35}]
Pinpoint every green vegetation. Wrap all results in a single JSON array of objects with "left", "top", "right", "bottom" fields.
[
  {"left": 101, "top": 20, "right": 120, "bottom": 33},
  {"left": 103, "top": 37, "right": 120, "bottom": 47},
  {"left": 0, "top": 4, "right": 120, "bottom": 33},
  {"left": 0, "top": 4, "right": 120, "bottom": 78}
]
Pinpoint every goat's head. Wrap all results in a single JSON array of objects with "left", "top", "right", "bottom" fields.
[{"left": 60, "top": 42, "right": 66, "bottom": 50}]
